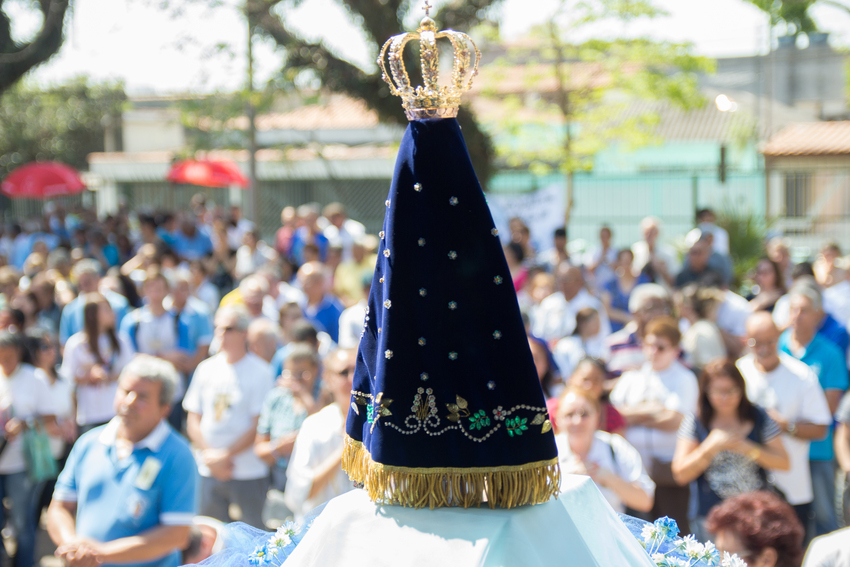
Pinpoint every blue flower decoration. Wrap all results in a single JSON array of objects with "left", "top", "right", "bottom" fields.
[
  {"left": 248, "top": 545, "right": 271, "bottom": 565},
  {"left": 655, "top": 516, "right": 680, "bottom": 540}
]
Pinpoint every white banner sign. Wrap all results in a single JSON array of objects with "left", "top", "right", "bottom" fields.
[{"left": 488, "top": 183, "right": 565, "bottom": 253}]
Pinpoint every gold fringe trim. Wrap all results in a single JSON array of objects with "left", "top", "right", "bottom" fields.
[{"left": 342, "top": 436, "right": 561, "bottom": 510}]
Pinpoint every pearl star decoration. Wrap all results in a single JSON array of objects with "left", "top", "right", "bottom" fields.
[
  {"left": 449, "top": 352, "right": 458, "bottom": 360},
  {"left": 383, "top": 249, "right": 391, "bottom": 258},
  {"left": 383, "top": 299, "right": 392, "bottom": 309},
  {"left": 414, "top": 183, "right": 422, "bottom": 192},
  {"left": 420, "top": 373, "right": 429, "bottom": 381},
  {"left": 379, "top": 231, "right": 385, "bottom": 239},
  {"left": 493, "top": 330, "right": 502, "bottom": 339},
  {"left": 385, "top": 350, "right": 393, "bottom": 359},
  {"left": 418, "top": 337, "right": 426, "bottom": 346},
  {"left": 491, "top": 228, "right": 499, "bottom": 236},
  {"left": 449, "top": 196, "right": 458, "bottom": 206},
  {"left": 418, "top": 238, "right": 426, "bottom": 246},
  {"left": 494, "top": 276, "right": 503, "bottom": 285},
  {"left": 448, "top": 301, "right": 457, "bottom": 310},
  {"left": 419, "top": 288, "right": 427, "bottom": 296},
  {"left": 448, "top": 251, "right": 457, "bottom": 260}
]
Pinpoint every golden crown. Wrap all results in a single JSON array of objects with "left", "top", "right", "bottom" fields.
[{"left": 378, "top": 1, "right": 481, "bottom": 121}]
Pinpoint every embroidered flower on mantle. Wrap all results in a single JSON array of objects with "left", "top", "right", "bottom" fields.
[{"left": 379, "top": 391, "right": 550, "bottom": 443}]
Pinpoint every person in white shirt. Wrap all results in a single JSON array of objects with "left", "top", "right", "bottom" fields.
[
  {"left": 679, "top": 285, "right": 727, "bottom": 373},
  {"left": 120, "top": 271, "right": 191, "bottom": 374},
  {"left": 552, "top": 307, "right": 609, "bottom": 380},
  {"left": 234, "top": 230, "right": 277, "bottom": 281},
  {"left": 183, "top": 305, "right": 274, "bottom": 528},
  {"left": 736, "top": 311, "right": 830, "bottom": 530},
  {"left": 337, "top": 277, "right": 370, "bottom": 349},
  {"left": 555, "top": 388, "right": 654, "bottom": 514},
  {"left": 322, "top": 203, "right": 366, "bottom": 263},
  {"left": 61, "top": 293, "right": 135, "bottom": 435},
  {"left": 533, "top": 264, "right": 611, "bottom": 343},
  {"left": 610, "top": 316, "right": 698, "bottom": 533},
  {"left": 26, "top": 328, "right": 76, "bottom": 520},
  {"left": 583, "top": 225, "right": 618, "bottom": 293},
  {"left": 631, "top": 217, "right": 680, "bottom": 290},
  {"left": 803, "top": 527, "right": 850, "bottom": 567},
  {"left": 685, "top": 209, "right": 730, "bottom": 257},
  {"left": 189, "top": 260, "right": 220, "bottom": 314},
  {"left": 284, "top": 348, "right": 357, "bottom": 521},
  {"left": 0, "top": 331, "right": 57, "bottom": 567},
  {"left": 226, "top": 206, "right": 254, "bottom": 251},
  {"left": 715, "top": 288, "right": 751, "bottom": 360}
]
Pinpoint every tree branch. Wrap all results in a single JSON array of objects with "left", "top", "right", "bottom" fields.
[
  {"left": 247, "top": 0, "right": 495, "bottom": 181},
  {"left": 0, "top": 0, "right": 70, "bottom": 94}
]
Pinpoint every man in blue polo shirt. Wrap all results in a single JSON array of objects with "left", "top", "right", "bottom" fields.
[
  {"left": 47, "top": 355, "right": 198, "bottom": 567},
  {"left": 779, "top": 284, "right": 849, "bottom": 538}
]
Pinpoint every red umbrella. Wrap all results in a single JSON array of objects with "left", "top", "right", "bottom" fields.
[
  {"left": 1, "top": 161, "right": 86, "bottom": 199},
  {"left": 166, "top": 159, "right": 249, "bottom": 188}
]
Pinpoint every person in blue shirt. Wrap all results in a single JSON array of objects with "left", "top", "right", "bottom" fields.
[
  {"left": 59, "top": 260, "right": 129, "bottom": 347},
  {"left": 47, "top": 355, "right": 198, "bottom": 567},
  {"left": 168, "top": 275, "right": 214, "bottom": 369},
  {"left": 299, "top": 262, "right": 343, "bottom": 344},
  {"left": 816, "top": 311, "right": 849, "bottom": 355},
  {"left": 289, "top": 204, "right": 328, "bottom": 264},
  {"left": 779, "top": 283, "right": 849, "bottom": 537},
  {"left": 170, "top": 219, "right": 213, "bottom": 262}
]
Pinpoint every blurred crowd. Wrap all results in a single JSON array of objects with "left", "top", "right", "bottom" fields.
[{"left": 0, "top": 198, "right": 849, "bottom": 567}]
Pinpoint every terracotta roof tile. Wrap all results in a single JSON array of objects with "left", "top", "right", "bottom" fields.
[
  {"left": 255, "top": 95, "right": 380, "bottom": 131},
  {"left": 762, "top": 122, "right": 850, "bottom": 156}
]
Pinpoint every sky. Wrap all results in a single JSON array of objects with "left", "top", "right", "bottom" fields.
[{"left": 9, "top": 0, "right": 850, "bottom": 95}]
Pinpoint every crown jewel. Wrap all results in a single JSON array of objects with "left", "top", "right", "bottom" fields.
[{"left": 378, "top": 2, "right": 481, "bottom": 121}]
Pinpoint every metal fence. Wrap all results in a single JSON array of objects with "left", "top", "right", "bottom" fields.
[
  {"left": 767, "top": 167, "right": 850, "bottom": 255},
  {"left": 7, "top": 167, "right": 850, "bottom": 259},
  {"left": 116, "top": 178, "right": 391, "bottom": 237},
  {"left": 490, "top": 170, "right": 767, "bottom": 251},
  {"left": 1, "top": 193, "right": 89, "bottom": 224}
]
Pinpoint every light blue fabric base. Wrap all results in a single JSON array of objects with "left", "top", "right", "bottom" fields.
[{"left": 282, "top": 474, "right": 654, "bottom": 567}]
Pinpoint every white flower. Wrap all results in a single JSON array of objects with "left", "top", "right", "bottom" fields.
[
  {"left": 642, "top": 524, "right": 660, "bottom": 544},
  {"left": 268, "top": 524, "right": 296, "bottom": 551},
  {"left": 680, "top": 535, "right": 705, "bottom": 559},
  {"left": 721, "top": 551, "right": 748, "bottom": 567},
  {"left": 702, "top": 541, "right": 720, "bottom": 565}
]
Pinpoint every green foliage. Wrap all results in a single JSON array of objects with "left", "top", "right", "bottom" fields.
[
  {"left": 744, "top": 0, "right": 850, "bottom": 35},
  {"left": 480, "top": 0, "right": 713, "bottom": 175},
  {"left": 715, "top": 204, "right": 772, "bottom": 290},
  {"left": 178, "top": 87, "right": 277, "bottom": 153},
  {"left": 0, "top": 77, "right": 127, "bottom": 177}
]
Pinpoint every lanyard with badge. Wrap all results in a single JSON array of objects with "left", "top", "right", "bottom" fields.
[{"left": 124, "top": 455, "right": 162, "bottom": 522}]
